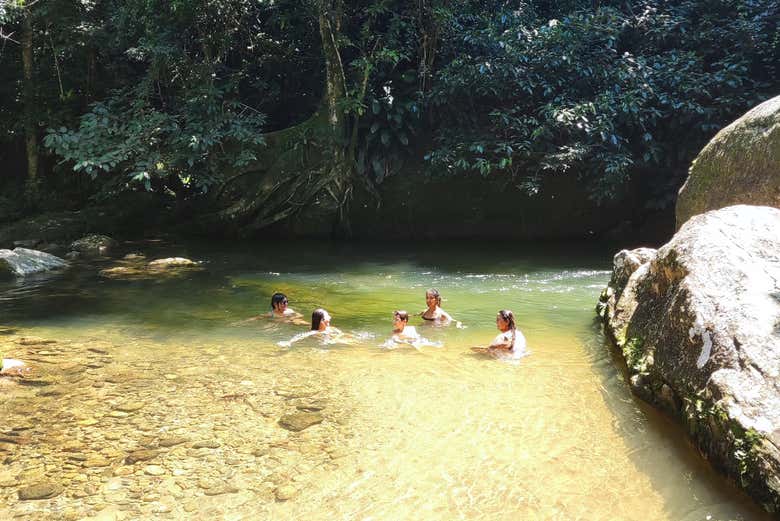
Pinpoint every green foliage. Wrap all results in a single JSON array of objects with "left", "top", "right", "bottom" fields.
[
  {"left": 425, "top": 0, "right": 780, "bottom": 205},
  {"left": 44, "top": 81, "right": 265, "bottom": 195},
  {"left": 33, "top": 0, "right": 269, "bottom": 199},
  {"left": 2, "top": 0, "right": 779, "bottom": 219}
]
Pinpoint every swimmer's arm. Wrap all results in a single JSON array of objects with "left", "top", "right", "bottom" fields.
[
  {"left": 231, "top": 314, "right": 265, "bottom": 325},
  {"left": 439, "top": 310, "right": 464, "bottom": 328},
  {"left": 278, "top": 330, "right": 316, "bottom": 347}
]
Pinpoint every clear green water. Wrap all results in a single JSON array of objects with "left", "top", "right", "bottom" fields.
[{"left": 0, "top": 240, "right": 770, "bottom": 520}]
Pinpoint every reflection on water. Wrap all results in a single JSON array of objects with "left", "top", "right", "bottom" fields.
[{"left": 0, "top": 241, "right": 770, "bottom": 520}]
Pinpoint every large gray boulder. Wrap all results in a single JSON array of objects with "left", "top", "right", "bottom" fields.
[
  {"left": 0, "top": 248, "right": 68, "bottom": 278},
  {"left": 676, "top": 96, "right": 780, "bottom": 229},
  {"left": 597, "top": 205, "right": 780, "bottom": 513}
]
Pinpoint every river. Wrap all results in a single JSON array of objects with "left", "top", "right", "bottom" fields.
[{"left": 0, "top": 240, "right": 770, "bottom": 520}]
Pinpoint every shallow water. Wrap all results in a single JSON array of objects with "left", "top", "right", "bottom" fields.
[{"left": 0, "top": 240, "right": 771, "bottom": 520}]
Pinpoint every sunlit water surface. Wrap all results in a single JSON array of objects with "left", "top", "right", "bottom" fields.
[{"left": 0, "top": 241, "right": 770, "bottom": 520}]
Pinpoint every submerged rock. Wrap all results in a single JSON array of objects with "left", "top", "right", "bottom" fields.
[
  {"left": 597, "top": 205, "right": 780, "bottom": 513},
  {"left": 0, "top": 248, "right": 67, "bottom": 277},
  {"left": 278, "top": 412, "right": 324, "bottom": 432},
  {"left": 18, "top": 482, "right": 63, "bottom": 500},
  {"left": 125, "top": 449, "right": 159, "bottom": 464},
  {"left": 274, "top": 484, "right": 298, "bottom": 501},
  {"left": 677, "top": 95, "right": 780, "bottom": 229}
]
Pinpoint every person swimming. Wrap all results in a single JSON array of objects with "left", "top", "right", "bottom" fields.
[
  {"left": 420, "top": 288, "right": 463, "bottom": 327},
  {"left": 472, "top": 309, "right": 527, "bottom": 359},
  {"left": 235, "top": 292, "right": 305, "bottom": 325},
  {"left": 268, "top": 292, "right": 303, "bottom": 319},
  {"left": 278, "top": 308, "right": 352, "bottom": 347},
  {"left": 420, "top": 288, "right": 454, "bottom": 324},
  {"left": 392, "top": 310, "right": 420, "bottom": 343},
  {"left": 382, "top": 310, "right": 442, "bottom": 350}
]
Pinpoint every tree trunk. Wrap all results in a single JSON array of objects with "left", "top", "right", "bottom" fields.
[
  {"left": 318, "top": 0, "right": 353, "bottom": 236},
  {"left": 202, "top": 0, "right": 355, "bottom": 236},
  {"left": 418, "top": 0, "right": 438, "bottom": 94},
  {"left": 21, "top": 9, "right": 39, "bottom": 185},
  {"left": 318, "top": 0, "right": 347, "bottom": 140}
]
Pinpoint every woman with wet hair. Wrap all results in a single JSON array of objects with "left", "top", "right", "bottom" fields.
[
  {"left": 420, "top": 288, "right": 456, "bottom": 325},
  {"left": 310, "top": 308, "right": 335, "bottom": 331},
  {"left": 472, "top": 310, "right": 527, "bottom": 359},
  {"left": 279, "top": 308, "right": 351, "bottom": 347},
  {"left": 392, "top": 310, "right": 420, "bottom": 343}
]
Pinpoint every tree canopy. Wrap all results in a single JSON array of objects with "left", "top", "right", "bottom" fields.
[{"left": 1, "top": 0, "right": 777, "bottom": 233}]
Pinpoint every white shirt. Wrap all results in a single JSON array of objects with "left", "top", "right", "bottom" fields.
[{"left": 490, "top": 329, "right": 527, "bottom": 359}]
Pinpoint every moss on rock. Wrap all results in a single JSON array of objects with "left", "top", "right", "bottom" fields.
[{"left": 677, "top": 95, "right": 780, "bottom": 229}]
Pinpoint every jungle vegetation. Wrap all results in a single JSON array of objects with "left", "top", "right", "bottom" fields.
[{"left": 1, "top": 0, "right": 778, "bottom": 235}]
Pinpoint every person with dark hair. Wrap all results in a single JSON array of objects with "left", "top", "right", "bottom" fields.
[
  {"left": 236, "top": 291, "right": 304, "bottom": 325},
  {"left": 279, "top": 308, "right": 350, "bottom": 347},
  {"left": 268, "top": 292, "right": 301, "bottom": 319},
  {"left": 391, "top": 310, "right": 419, "bottom": 343},
  {"left": 420, "top": 288, "right": 457, "bottom": 325},
  {"left": 310, "top": 308, "right": 335, "bottom": 331},
  {"left": 472, "top": 310, "right": 527, "bottom": 359}
]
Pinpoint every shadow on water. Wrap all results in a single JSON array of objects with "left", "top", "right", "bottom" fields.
[{"left": 579, "top": 319, "right": 773, "bottom": 521}]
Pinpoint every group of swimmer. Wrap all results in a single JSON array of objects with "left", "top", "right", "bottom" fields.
[{"left": 264, "top": 289, "right": 527, "bottom": 359}]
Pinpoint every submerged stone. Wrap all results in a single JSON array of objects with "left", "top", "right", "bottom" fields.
[
  {"left": 18, "top": 482, "right": 63, "bottom": 500},
  {"left": 114, "top": 402, "right": 145, "bottom": 413},
  {"left": 125, "top": 449, "right": 159, "bottom": 464},
  {"left": 278, "top": 412, "right": 324, "bottom": 432},
  {"left": 143, "top": 465, "right": 165, "bottom": 476},
  {"left": 158, "top": 437, "right": 188, "bottom": 448},
  {"left": 192, "top": 441, "right": 220, "bottom": 449},
  {"left": 275, "top": 485, "right": 298, "bottom": 501},
  {"left": 202, "top": 484, "right": 239, "bottom": 496}
]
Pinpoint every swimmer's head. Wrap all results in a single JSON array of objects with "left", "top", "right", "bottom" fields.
[
  {"left": 425, "top": 289, "right": 441, "bottom": 307},
  {"left": 271, "top": 292, "right": 288, "bottom": 311},
  {"left": 393, "top": 310, "right": 409, "bottom": 323},
  {"left": 496, "top": 309, "right": 515, "bottom": 332},
  {"left": 311, "top": 308, "right": 331, "bottom": 331}
]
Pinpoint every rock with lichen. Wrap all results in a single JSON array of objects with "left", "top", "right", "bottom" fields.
[
  {"left": 676, "top": 95, "right": 780, "bottom": 229},
  {"left": 597, "top": 204, "right": 780, "bottom": 513}
]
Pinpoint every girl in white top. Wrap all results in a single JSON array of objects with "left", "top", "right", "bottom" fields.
[
  {"left": 490, "top": 309, "right": 526, "bottom": 359},
  {"left": 392, "top": 310, "right": 420, "bottom": 344},
  {"left": 278, "top": 308, "right": 353, "bottom": 347},
  {"left": 473, "top": 309, "right": 527, "bottom": 359}
]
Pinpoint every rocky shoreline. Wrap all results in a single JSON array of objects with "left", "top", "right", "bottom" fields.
[{"left": 597, "top": 205, "right": 780, "bottom": 514}]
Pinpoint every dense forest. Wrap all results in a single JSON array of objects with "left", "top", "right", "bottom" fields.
[{"left": 1, "top": 0, "right": 778, "bottom": 239}]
